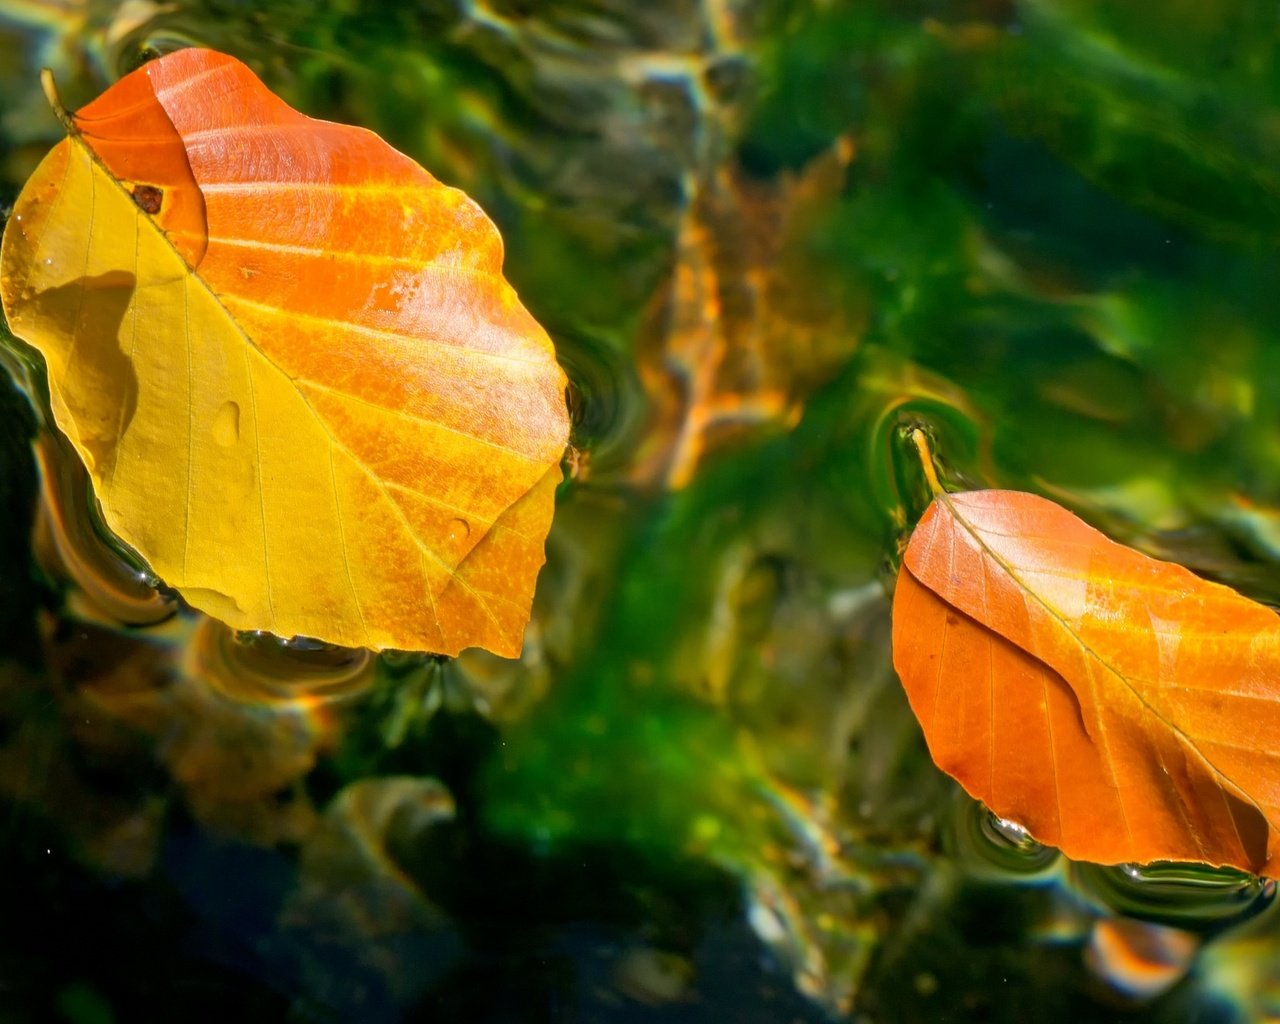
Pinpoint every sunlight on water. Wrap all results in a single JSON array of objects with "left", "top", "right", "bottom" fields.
[{"left": 2, "top": 1, "right": 1280, "bottom": 1021}]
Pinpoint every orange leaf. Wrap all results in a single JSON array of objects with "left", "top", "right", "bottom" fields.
[
  {"left": 1, "top": 49, "right": 570, "bottom": 657},
  {"left": 892, "top": 489, "right": 1280, "bottom": 875}
]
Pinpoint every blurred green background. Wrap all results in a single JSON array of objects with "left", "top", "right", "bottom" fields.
[{"left": 4, "top": 1, "right": 1280, "bottom": 1021}]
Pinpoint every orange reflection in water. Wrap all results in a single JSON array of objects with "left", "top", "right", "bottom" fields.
[
  {"left": 631, "top": 138, "right": 864, "bottom": 489},
  {"left": 15, "top": 429, "right": 378, "bottom": 868}
]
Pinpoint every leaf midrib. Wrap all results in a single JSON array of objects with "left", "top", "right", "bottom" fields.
[
  {"left": 936, "top": 490, "right": 1263, "bottom": 862},
  {"left": 65, "top": 123, "right": 521, "bottom": 650}
]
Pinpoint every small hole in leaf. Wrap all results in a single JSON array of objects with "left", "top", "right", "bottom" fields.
[{"left": 131, "top": 184, "right": 163, "bottom": 214}]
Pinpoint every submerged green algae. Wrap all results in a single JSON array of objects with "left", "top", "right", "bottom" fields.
[{"left": 3, "top": 1, "right": 1280, "bottom": 1021}]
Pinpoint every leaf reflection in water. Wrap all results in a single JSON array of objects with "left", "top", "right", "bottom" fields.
[
  {"left": 280, "top": 777, "right": 462, "bottom": 1021},
  {"left": 14, "top": 425, "right": 378, "bottom": 864}
]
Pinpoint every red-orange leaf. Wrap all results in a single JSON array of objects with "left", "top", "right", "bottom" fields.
[{"left": 892, "top": 489, "right": 1280, "bottom": 875}]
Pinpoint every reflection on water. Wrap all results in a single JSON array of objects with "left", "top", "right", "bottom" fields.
[
  {"left": 630, "top": 137, "right": 863, "bottom": 489},
  {"left": 1086, "top": 916, "right": 1200, "bottom": 1001},
  {"left": 35, "top": 430, "right": 178, "bottom": 626},
  {"left": 1072, "top": 861, "right": 1275, "bottom": 936},
  {"left": 3, "top": 0, "right": 1280, "bottom": 1021},
  {"left": 282, "top": 777, "right": 461, "bottom": 1020},
  {"left": 946, "top": 795, "right": 1062, "bottom": 883}
]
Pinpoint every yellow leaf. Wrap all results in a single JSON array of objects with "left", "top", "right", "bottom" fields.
[{"left": 0, "top": 49, "right": 570, "bottom": 657}]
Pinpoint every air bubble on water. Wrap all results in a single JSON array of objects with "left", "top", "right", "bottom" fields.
[
  {"left": 283, "top": 635, "right": 329, "bottom": 652},
  {"left": 231, "top": 628, "right": 271, "bottom": 647},
  {"left": 1072, "top": 860, "right": 1275, "bottom": 932},
  {"left": 134, "top": 569, "right": 162, "bottom": 589},
  {"left": 951, "top": 799, "right": 1060, "bottom": 880},
  {"left": 990, "top": 815, "right": 1038, "bottom": 850}
]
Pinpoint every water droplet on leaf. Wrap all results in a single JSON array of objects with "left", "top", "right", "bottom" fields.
[{"left": 213, "top": 400, "right": 240, "bottom": 446}]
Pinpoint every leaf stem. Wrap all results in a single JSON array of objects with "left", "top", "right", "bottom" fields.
[
  {"left": 909, "top": 427, "right": 945, "bottom": 498},
  {"left": 40, "top": 69, "right": 77, "bottom": 135}
]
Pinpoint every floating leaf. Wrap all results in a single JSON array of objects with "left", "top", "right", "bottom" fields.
[
  {"left": 0, "top": 48, "right": 570, "bottom": 657},
  {"left": 892, "top": 488, "right": 1280, "bottom": 876}
]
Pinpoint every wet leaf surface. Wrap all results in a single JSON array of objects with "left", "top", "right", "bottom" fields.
[
  {"left": 1, "top": 48, "right": 569, "bottom": 656},
  {"left": 5, "top": 2, "right": 1280, "bottom": 1022},
  {"left": 895, "top": 489, "right": 1280, "bottom": 875}
]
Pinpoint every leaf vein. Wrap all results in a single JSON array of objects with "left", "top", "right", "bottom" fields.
[
  {"left": 929, "top": 526, "right": 955, "bottom": 737},
  {"left": 198, "top": 180, "right": 423, "bottom": 195},
  {"left": 1038, "top": 661, "right": 1065, "bottom": 843},
  {"left": 328, "top": 441, "right": 369, "bottom": 646},
  {"left": 183, "top": 275, "right": 194, "bottom": 576},
  {"left": 244, "top": 353, "right": 275, "bottom": 622},
  {"left": 382, "top": 480, "right": 533, "bottom": 542},
  {"left": 944, "top": 495, "right": 1264, "bottom": 854},
  {"left": 295, "top": 376, "right": 544, "bottom": 463},
  {"left": 189, "top": 230, "right": 496, "bottom": 277},
  {"left": 1010, "top": 563, "right": 1263, "bottom": 619},
  {"left": 980, "top": 546, "right": 995, "bottom": 799},
  {"left": 1157, "top": 681, "right": 1280, "bottom": 702},
  {"left": 313, "top": 413, "right": 503, "bottom": 642},
  {"left": 153, "top": 61, "right": 237, "bottom": 105},
  {"left": 217, "top": 293, "right": 542, "bottom": 368}
]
